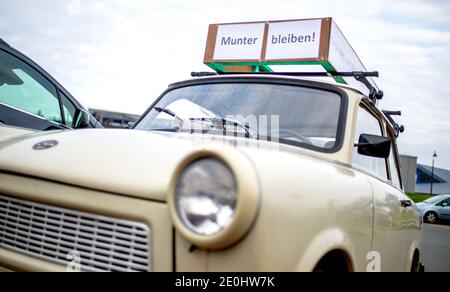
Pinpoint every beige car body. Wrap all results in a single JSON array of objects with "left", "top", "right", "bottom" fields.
[
  {"left": 0, "top": 125, "right": 34, "bottom": 143},
  {"left": 0, "top": 76, "right": 422, "bottom": 272}
]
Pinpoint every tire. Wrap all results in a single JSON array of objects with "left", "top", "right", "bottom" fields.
[
  {"left": 313, "top": 251, "right": 349, "bottom": 272},
  {"left": 410, "top": 252, "right": 420, "bottom": 272},
  {"left": 424, "top": 211, "right": 439, "bottom": 224}
]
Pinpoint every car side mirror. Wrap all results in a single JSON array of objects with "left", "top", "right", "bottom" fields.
[
  {"left": 442, "top": 202, "right": 449, "bottom": 207},
  {"left": 355, "top": 134, "right": 391, "bottom": 158},
  {"left": 73, "top": 108, "right": 90, "bottom": 129}
]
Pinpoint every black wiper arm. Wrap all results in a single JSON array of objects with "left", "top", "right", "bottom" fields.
[
  {"left": 154, "top": 107, "right": 184, "bottom": 127},
  {"left": 154, "top": 107, "right": 176, "bottom": 117},
  {"left": 153, "top": 107, "right": 255, "bottom": 138}
]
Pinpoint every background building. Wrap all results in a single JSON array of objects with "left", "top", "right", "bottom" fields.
[
  {"left": 416, "top": 164, "right": 450, "bottom": 195},
  {"left": 399, "top": 155, "right": 417, "bottom": 194},
  {"left": 89, "top": 109, "right": 140, "bottom": 129}
]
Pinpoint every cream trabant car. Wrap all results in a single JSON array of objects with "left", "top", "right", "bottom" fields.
[{"left": 0, "top": 74, "right": 422, "bottom": 272}]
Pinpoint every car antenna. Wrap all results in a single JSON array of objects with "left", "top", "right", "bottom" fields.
[
  {"left": 382, "top": 110, "right": 405, "bottom": 137},
  {"left": 191, "top": 71, "right": 384, "bottom": 104}
]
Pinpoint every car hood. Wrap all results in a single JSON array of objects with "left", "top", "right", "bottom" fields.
[
  {"left": 0, "top": 129, "right": 335, "bottom": 202},
  {"left": 416, "top": 203, "right": 426, "bottom": 209},
  {"left": 0, "top": 129, "right": 202, "bottom": 202},
  {"left": 0, "top": 125, "right": 35, "bottom": 143}
]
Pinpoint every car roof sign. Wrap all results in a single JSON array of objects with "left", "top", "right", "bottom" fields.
[{"left": 203, "top": 17, "right": 379, "bottom": 96}]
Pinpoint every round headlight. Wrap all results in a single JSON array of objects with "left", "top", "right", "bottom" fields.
[{"left": 175, "top": 158, "right": 238, "bottom": 236}]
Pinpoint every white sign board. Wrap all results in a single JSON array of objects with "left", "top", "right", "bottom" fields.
[
  {"left": 265, "top": 20, "right": 322, "bottom": 60},
  {"left": 205, "top": 18, "right": 378, "bottom": 96},
  {"left": 213, "top": 23, "right": 265, "bottom": 60},
  {"left": 328, "top": 21, "right": 377, "bottom": 94}
]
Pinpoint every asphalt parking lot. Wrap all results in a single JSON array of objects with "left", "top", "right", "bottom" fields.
[{"left": 422, "top": 223, "right": 450, "bottom": 272}]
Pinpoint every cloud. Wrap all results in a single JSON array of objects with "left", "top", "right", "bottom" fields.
[{"left": 1, "top": 0, "right": 449, "bottom": 169}]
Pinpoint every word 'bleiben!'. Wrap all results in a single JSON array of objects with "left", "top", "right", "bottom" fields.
[{"left": 271, "top": 32, "right": 316, "bottom": 44}]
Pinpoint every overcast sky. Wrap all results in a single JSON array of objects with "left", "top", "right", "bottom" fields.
[{"left": 1, "top": 0, "right": 449, "bottom": 169}]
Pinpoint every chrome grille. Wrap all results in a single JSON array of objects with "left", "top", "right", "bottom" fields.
[{"left": 0, "top": 194, "right": 151, "bottom": 272}]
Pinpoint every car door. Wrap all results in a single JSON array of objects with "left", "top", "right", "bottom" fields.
[
  {"left": 352, "top": 104, "right": 407, "bottom": 271},
  {"left": 0, "top": 44, "right": 99, "bottom": 130},
  {"left": 436, "top": 198, "right": 450, "bottom": 220},
  {"left": 0, "top": 103, "right": 66, "bottom": 131},
  {"left": 386, "top": 128, "right": 421, "bottom": 270},
  {"left": 0, "top": 48, "right": 67, "bottom": 130}
]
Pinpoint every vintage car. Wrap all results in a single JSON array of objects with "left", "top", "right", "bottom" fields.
[
  {"left": 0, "top": 73, "right": 423, "bottom": 272},
  {"left": 0, "top": 37, "right": 101, "bottom": 131}
]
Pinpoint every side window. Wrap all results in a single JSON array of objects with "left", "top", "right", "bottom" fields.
[
  {"left": 0, "top": 49, "right": 62, "bottom": 123},
  {"left": 439, "top": 198, "right": 450, "bottom": 206},
  {"left": 387, "top": 132, "right": 401, "bottom": 188},
  {"left": 353, "top": 106, "right": 387, "bottom": 179},
  {"left": 59, "top": 91, "right": 77, "bottom": 127}
]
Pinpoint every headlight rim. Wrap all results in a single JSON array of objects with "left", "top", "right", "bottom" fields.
[
  {"left": 175, "top": 157, "right": 238, "bottom": 236},
  {"left": 168, "top": 149, "right": 260, "bottom": 250}
]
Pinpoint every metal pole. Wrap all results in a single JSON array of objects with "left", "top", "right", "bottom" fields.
[{"left": 430, "top": 151, "right": 437, "bottom": 195}]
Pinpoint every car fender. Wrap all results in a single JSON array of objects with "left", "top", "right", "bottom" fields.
[
  {"left": 406, "top": 238, "right": 422, "bottom": 271},
  {"left": 294, "top": 227, "right": 356, "bottom": 272},
  {"left": 422, "top": 206, "right": 438, "bottom": 217}
]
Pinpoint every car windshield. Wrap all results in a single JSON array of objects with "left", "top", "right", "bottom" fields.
[
  {"left": 423, "top": 195, "right": 447, "bottom": 204},
  {"left": 135, "top": 82, "right": 344, "bottom": 150}
]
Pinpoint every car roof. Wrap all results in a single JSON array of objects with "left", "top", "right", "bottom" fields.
[
  {"left": 0, "top": 38, "right": 9, "bottom": 47},
  {"left": 430, "top": 194, "right": 450, "bottom": 199}
]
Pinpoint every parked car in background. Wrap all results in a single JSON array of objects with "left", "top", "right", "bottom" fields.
[
  {"left": 0, "top": 37, "right": 101, "bottom": 131},
  {"left": 417, "top": 194, "right": 450, "bottom": 224},
  {"left": 0, "top": 73, "right": 423, "bottom": 272}
]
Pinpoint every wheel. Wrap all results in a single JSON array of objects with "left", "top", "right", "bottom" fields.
[
  {"left": 424, "top": 212, "right": 439, "bottom": 224},
  {"left": 313, "top": 251, "right": 350, "bottom": 272},
  {"left": 410, "top": 252, "right": 420, "bottom": 272}
]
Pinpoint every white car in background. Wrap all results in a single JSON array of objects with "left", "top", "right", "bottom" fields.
[{"left": 417, "top": 195, "right": 450, "bottom": 224}]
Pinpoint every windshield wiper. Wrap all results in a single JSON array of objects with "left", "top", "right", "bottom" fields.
[
  {"left": 152, "top": 107, "right": 255, "bottom": 138},
  {"left": 196, "top": 106, "right": 256, "bottom": 138},
  {"left": 154, "top": 107, "right": 184, "bottom": 128},
  {"left": 154, "top": 106, "right": 176, "bottom": 117}
]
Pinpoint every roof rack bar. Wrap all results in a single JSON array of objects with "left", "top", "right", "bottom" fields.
[
  {"left": 191, "top": 72, "right": 218, "bottom": 77},
  {"left": 382, "top": 110, "right": 405, "bottom": 138},
  {"left": 191, "top": 71, "right": 383, "bottom": 103},
  {"left": 192, "top": 71, "right": 379, "bottom": 77},
  {"left": 383, "top": 110, "right": 402, "bottom": 117}
]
